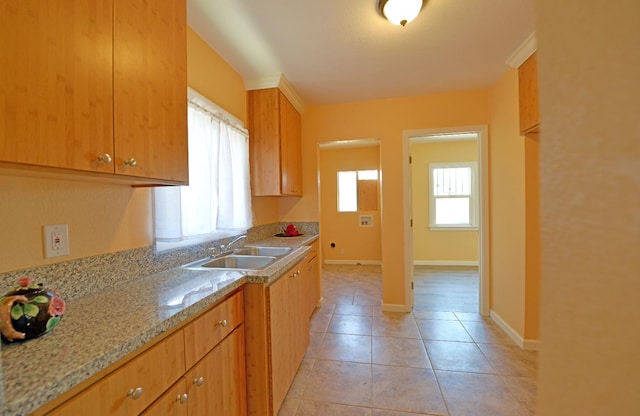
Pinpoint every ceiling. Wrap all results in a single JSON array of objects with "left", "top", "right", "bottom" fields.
[{"left": 187, "top": 0, "right": 536, "bottom": 107}]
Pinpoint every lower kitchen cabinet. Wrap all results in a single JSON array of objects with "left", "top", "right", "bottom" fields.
[
  {"left": 49, "top": 330, "right": 186, "bottom": 416},
  {"left": 45, "top": 290, "right": 245, "bottom": 416},
  {"left": 143, "top": 325, "right": 246, "bottom": 416},
  {"left": 245, "top": 248, "right": 318, "bottom": 416}
]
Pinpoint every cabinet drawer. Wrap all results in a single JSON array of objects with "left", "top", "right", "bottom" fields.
[
  {"left": 307, "top": 240, "right": 319, "bottom": 261},
  {"left": 51, "top": 330, "right": 185, "bottom": 416},
  {"left": 183, "top": 290, "right": 244, "bottom": 368}
]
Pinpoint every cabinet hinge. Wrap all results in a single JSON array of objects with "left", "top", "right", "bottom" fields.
[
  {"left": 409, "top": 155, "right": 412, "bottom": 164},
  {"left": 411, "top": 281, "right": 414, "bottom": 290},
  {"left": 410, "top": 219, "right": 413, "bottom": 227}
]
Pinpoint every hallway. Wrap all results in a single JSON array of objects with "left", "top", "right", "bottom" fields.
[{"left": 278, "top": 264, "right": 537, "bottom": 415}]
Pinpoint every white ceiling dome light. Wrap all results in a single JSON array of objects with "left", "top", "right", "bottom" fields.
[{"left": 379, "top": 0, "right": 424, "bottom": 27}]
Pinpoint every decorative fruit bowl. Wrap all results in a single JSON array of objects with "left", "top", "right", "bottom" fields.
[{"left": 0, "top": 277, "right": 66, "bottom": 343}]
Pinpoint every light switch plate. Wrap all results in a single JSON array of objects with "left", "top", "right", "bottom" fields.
[{"left": 43, "top": 224, "right": 70, "bottom": 258}]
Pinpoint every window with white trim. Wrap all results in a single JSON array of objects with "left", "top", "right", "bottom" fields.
[
  {"left": 153, "top": 88, "right": 252, "bottom": 249},
  {"left": 429, "top": 162, "right": 478, "bottom": 229}
]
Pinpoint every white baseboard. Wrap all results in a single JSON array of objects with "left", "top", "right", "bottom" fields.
[
  {"left": 323, "top": 260, "right": 382, "bottom": 265},
  {"left": 414, "top": 260, "right": 479, "bottom": 267},
  {"left": 489, "top": 310, "right": 539, "bottom": 351},
  {"left": 381, "top": 302, "right": 412, "bottom": 313}
]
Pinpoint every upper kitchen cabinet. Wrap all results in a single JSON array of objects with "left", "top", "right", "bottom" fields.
[
  {"left": 518, "top": 52, "right": 540, "bottom": 135},
  {"left": 0, "top": 0, "right": 188, "bottom": 185},
  {"left": 247, "top": 88, "right": 302, "bottom": 196},
  {"left": 113, "top": 0, "right": 188, "bottom": 183}
]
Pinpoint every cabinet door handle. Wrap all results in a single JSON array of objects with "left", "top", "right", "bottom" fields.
[
  {"left": 97, "top": 153, "right": 112, "bottom": 164},
  {"left": 176, "top": 393, "right": 188, "bottom": 404},
  {"left": 124, "top": 157, "right": 137, "bottom": 167},
  {"left": 193, "top": 376, "right": 205, "bottom": 386},
  {"left": 127, "top": 387, "right": 143, "bottom": 400},
  {"left": 218, "top": 319, "right": 228, "bottom": 327}
]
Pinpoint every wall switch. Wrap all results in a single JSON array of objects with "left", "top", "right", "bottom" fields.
[{"left": 43, "top": 224, "right": 70, "bottom": 258}]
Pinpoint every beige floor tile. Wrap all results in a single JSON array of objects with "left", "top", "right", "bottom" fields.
[
  {"left": 302, "top": 360, "right": 372, "bottom": 407},
  {"left": 436, "top": 370, "right": 531, "bottom": 416},
  {"left": 304, "top": 331, "right": 325, "bottom": 358},
  {"left": 328, "top": 314, "right": 373, "bottom": 335},
  {"left": 454, "top": 312, "right": 488, "bottom": 322},
  {"left": 277, "top": 397, "right": 302, "bottom": 416},
  {"left": 413, "top": 310, "right": 458, "bottom": 320},
  {"left": 372, "top": 410, "right": 440, "bottom": 416},
  {"left": 501, "top": 376, "right": 537, "bottom": 416},
  {"left": 314, "top": 302, "right": 336, "bottom": 314},
  {"left": 424, "top": 340, "right": 494, "bottom": 373},
  {"left": 318, "top": 333, "right": 372, "bottom": 363},
  {"left": 288, "top": 358, "right": 316, "bottom": 398},
  {"left": 323, "top": 288, "right": 356, "bottom": 305},
  {"left": 416, "top": 319, "right": 473, "bottom": 342},
  {"left": 460, "top": 320, "right": 515, "bottom": 345},
  {"left": 373, "top": 313, "right": 421, "bottom": 338},
  {"left": 309, "top": 312, "right": 332, "bottom": 332},
  {"left": 354, "top": 291, "right": 382, "bottom": 305},
  {"left": 295, "top": 400, "right": 372, "bottom": 415},
  {"left": 335, "top": 304, "right": 374, "bottom": 316},
  {"left": 372, "top": 336, "right": 431, "bottom": 368},
  {"left": 477, "top": 343, "right": 538, "bottom": 378},
  {"left": 372, "top": 365, "right": 447, "bottom": 415}
]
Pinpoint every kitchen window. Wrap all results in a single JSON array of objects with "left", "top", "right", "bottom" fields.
[
  {"left": 154, "top": 88, "right": 252, "bottom": 249},
  {"left": 429, "top": 162, "right": 478, "bottom": 229}
]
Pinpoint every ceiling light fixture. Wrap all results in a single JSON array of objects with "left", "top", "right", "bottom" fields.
[{"left": 379, "top": 0, "right": 424, "bottom": 27}]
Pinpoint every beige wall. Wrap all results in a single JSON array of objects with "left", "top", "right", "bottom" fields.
[
  {"left": 283, "top": 90, "right": 490, "bottom": 307},
  {"left": 0, "top": 28, "right": 251, "bottom": 273},
  {"left": 536, "top": 0, "right": 640, "bottom": 413},
  {"left": 411, "top": 140, "right": 479, "bottom": 263},
  {"left": 487, "top": 69, "right": 526, "bottom": 336},
  {"left": 319, "top": 146, "right": 381, "bottom": 262}
]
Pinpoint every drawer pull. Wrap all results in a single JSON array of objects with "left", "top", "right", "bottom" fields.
[
  {"left": 176, "top": 393, "right": 188, "bottom": 404},
  {"left": 127, "top": 387, "right": 143, "bottom": 400},
  {"left": 97, "top": 153, "right": 112, "bottom": 164},
  {"left": 218, "top": 319, "right": 228, "bottom": 327},
  {"left": 124, "top": 157, "right": 137, "bottom": 167},
  {"left": 193, "top": 376, "right": 205, "bottom": 386}
]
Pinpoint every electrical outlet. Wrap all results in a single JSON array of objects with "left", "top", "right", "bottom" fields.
[{"left": 43, "top": 224, "right": 70, "bottom": 258}]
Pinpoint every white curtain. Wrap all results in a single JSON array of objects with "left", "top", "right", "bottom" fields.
[{"left": 154, "top": 92, "right": 252, "bottom": 242}]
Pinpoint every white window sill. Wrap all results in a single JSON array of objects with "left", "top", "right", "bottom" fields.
[
  {"left": 155, "top": 230, "right": 242, "bottom": 253},
  {"left": 429, "top": 226, "right": 478, "bottom": 231}
]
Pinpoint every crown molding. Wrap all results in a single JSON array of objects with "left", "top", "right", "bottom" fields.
[
  {"left": 245, "top": 74, "right": 305, "bottom": 114},
  {"left": 506, "top": 32, "right": 537, "bottom": 68}
]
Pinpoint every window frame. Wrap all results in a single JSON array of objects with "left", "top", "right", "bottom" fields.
[{"left": 428, "top": 161, "right": 479, "bottom": 230}]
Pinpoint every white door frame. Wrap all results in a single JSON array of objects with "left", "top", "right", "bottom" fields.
[{"left": 403, "top": 125, "right": 490, "bottom": 316}]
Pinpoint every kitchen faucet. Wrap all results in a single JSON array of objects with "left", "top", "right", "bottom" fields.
[{"left": 222, "top": 234, "right": 247, "bottom": 253}]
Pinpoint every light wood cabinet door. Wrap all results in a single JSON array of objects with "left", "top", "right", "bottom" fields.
[
  {"left": 141, "top": 380, "right": 189, "bottom": 416},
  {"left": 186, "top": 326, "right": 247, "bottom": 416},
  {"left": 279, "top": 93, "right": 302, "bottom": 195},
  {"left": 306, "top": 255, "right": 320, "bottom": 318},
  {"left": 518, "top": 52, "right": 540, "bottom": 134},
  {"left": 268, "top": 259, "right": 310, "bottom": 413},
  {"left": 113, "top": 0, "right": 188, "bottom": 182},
  {"left": 0, "top": 0, "right": 114, "bottom": 173},
  {"left": 247, "top": 88, "right": 302, "bottom": 196},
  {"left": 51, "top": 330, "right": 186, "bottom": 416}
]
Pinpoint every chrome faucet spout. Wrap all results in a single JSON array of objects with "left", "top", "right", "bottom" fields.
[{"left": 220, "top": 234, "right": 247, "bottom": 254}]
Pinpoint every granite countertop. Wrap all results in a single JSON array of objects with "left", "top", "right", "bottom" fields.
[{"left": 0, "top": 234, "right": 318, "bottom": 416}]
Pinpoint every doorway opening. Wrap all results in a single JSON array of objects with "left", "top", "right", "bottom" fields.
[{"left": 403, "top": 127, "right": 489, "bottom": 315}]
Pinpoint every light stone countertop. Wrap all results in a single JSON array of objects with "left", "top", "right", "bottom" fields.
[{"left": 0, "top": 234, "right": 318, "bottom": 416}]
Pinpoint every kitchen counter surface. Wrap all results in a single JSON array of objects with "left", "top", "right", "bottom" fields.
[{"left": 0, "top": 233, "right": 318, "bottom": 416}]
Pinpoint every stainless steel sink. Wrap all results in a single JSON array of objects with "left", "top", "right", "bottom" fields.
[
  {"left": 183, "top": 255, "right": 276, "bottom": 270},
  {"left": 233, "top": 246, "right": 292, "bottom": 257}
]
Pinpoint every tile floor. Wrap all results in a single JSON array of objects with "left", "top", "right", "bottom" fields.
[{"left": 278, "top": 264, "right": 537, "bottom": 416}]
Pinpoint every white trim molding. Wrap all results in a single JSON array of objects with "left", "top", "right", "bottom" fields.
[
  {"left": 490, "top": 310, "right": 540, "bottom": 351},
  {"left": 245, "top": 73, "right": 305, "bottom": 114},
  {"left": 506, "top": 31, "right": 537, "bottom": 68},
  {"left": 414, "top": 260, "right": 479, "bottom": 267}
]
